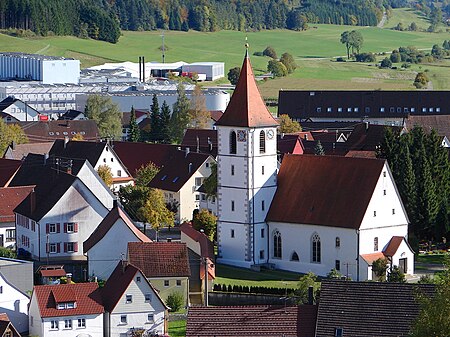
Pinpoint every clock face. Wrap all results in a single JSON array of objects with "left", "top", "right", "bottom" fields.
[
  {"left": 267, "top": 129, "right": 274, "bottom": 139},
  {"left": 237, "top": 130, "right": 246, "bottom": 142}
]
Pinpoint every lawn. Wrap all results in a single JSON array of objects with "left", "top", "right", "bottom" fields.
[
  {"left": 383, "top": 8, "right": 439, "bottom": 31},
  {"left": 416, "top": 253, "right": 449, "bottom": 265},
  {"left": 168, "top": 320, "right": 186, "bottom": 337},
  {"left": 214, "top": 263, "right": 303, "bottom": 289}
]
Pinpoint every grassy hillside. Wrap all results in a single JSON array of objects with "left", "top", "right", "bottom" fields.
[{"left": 1, "top": 8, "right": 450, "bottom": 92}]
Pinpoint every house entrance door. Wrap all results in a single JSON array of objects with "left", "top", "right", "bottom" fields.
[{"left": 399, "top": 258, "right": 407, "bottom": 274}]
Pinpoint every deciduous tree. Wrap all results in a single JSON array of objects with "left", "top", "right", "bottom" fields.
[
  {"left": 280, "top": 52, "right": 297, "bottom": 73},
  {"left": 267, "top": 59, "right": 287, "bottom": 77},
  {"left": 135, "top": 162, "right": 160, "bottom": 187},
  {"left": 85, "top": 94, "right": 122, "bottom": 139},
  {"left": 189, "top": 85, "right": 210, "bottom": 129},
  {"left": 227, "top": 67, "right": 240, "bottom": 85},
  {"left": 97, "top": 164, "right": 113, "bottom": 187},
  {"left": 0, "top": 120, "right": 28, "bottom": 155},
  {"left": 169, "top": 83, "right": 191, "bottom": 144},
  {"left": 140, "top": 188, "right": 175, "bottom": 237},
  {"left": 278, "top": 114, "right": 301, "bottom": 133},
  {"left": 192, "top": 209, "right": 217, "bottom": 241}
]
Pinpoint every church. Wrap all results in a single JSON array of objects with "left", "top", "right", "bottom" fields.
[{"left": 214, "top": 49, "right": 414, "bottom": 281}]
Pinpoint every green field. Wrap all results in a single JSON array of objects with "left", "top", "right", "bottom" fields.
[
  {"left": 1, "top": 8, "right": 450, "bottom": 93},
  {"left": 168, "top": 320, "right": 186, "bottom": 337}
]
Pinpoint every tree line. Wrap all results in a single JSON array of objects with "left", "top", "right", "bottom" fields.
[
  {"left": 378, "top": 126, "right": 450, "bottom": 245},
  {"left": 0, "top": 0, "right": 388, "bottom": 43}
]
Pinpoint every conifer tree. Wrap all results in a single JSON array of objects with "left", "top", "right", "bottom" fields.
[
  {"left": 160, "top": 101, "right": 172, "bottom": 144},
  {"left": 150, "top": 94, "right": 161, "bottom": 142},
  {"left": 128, "top": 106, "right": 140, "bottom": 142},
  {"left": 396, "top": 138, "right": 416, "bottom": 226},
  {"left": 314, "top": 140, "right": 325, "bottom": 155}
]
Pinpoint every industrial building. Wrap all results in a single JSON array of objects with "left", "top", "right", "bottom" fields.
[{"left": 0, "top": 52, "right": 80, "bottom": 84}]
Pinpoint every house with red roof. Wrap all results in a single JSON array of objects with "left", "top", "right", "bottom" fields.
[
  {"left": 0, "top": 186, "right": 35, "bottom": 248},
  {"left": 113, "top": 141, "right": 215, "bottom": 222},
  {"left": 84, "top": 205, "right": 151, "bottom": 280},
  {"left": 215, "top": 50, "right": 414, "bottom": 281},
  {"left": 28, "top": 283, "right": 104, "bottom": 337},
  {"left": 127, "top": 242, "right": 190, "bottom": 306},
  {"left": 0, "top": 272, "right": 29, "bottom": 334},
  {"left": 0, "top": 159, "right": 21, "bottom": 187},
  {"left": 0, "top": 313, "right": 21, "bottom": 337},
  {"left": 102, "top": 261, "right": 168, "bottom": 337}
]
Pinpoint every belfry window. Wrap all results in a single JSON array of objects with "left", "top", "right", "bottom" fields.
[{"left": 259, "top": 131, "right": 266, "bottom": 154}]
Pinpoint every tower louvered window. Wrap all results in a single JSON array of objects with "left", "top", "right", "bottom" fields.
[
  {"left": 259, "top": 130, "right": 266, "bottom": 153},
  {"left": 230, "top": 131, "right": 237, "bottom": 154}
]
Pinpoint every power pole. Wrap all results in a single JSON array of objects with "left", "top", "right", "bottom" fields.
[{"left": 204, "top": 257, "right": 208, "bottom": 306}]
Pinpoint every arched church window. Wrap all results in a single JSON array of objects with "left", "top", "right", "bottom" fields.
[
  {"left": 230, "top": 131, "right": 237, "bottom": 154},
  {"left": 273, "top": 230, "right": 282, "bottom": 259},
  {"left": 312, "top": 233, "right": 321, "bottom": 263},
  {"left": 259, "top": 130, "right": 266, "bottom": 154},
  {"left": 291, "top": 251, "right": 299, "bottom": 261}
]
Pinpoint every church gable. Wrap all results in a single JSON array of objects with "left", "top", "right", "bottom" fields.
[{"left": 267, "top": 155, "right": 385, "bottom": 229}]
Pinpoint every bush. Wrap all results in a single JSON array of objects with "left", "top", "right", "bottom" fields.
[
  {"left": 336, "top": 57, "right": 346, "bottom": 62},
  {"left": 380, "top": 57, "right": 392, "bottom": 69},
  {"left": 0, "top": 247, "right": 17, "bottom": 259},
  {"left": 355, "top": 53, "right": 376, "bottom": 62},
  {"left": 166, "top": 292, "right": 184, "bottom": 312},
  {"left": 253, "top": 51, "right": 264, "bottom": 56},
  {"left": 263, "top": 46, "right": 278, "bottom": 59}
]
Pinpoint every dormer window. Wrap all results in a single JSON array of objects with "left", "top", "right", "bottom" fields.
[{"left": 57, "top": 302, "right": 75, "bottom": 309}]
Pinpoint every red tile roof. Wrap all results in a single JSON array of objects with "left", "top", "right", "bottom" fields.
[
  {"left": 215, "top": 51, "right": 278, "bottom": 128},
  {"left": 0, "top": 158, "right": 21, "bottom": 187},
  {"left": 405, "top": 115, "right": 450, "bottom": 139},
  {"left": 181, "top": 129, "right": 218, "bottom": 157},
  {"left": 267, "top": 155, "right": 385, "bottom": 229},
  {"left": 277, "top": 134, "right": 304, "bottom": 159},
  {"left": 345, "top": 123, "right": 402, "bottom": 152},
  {"left": 128, "top": 242, "right": 191, "bottom": 278},
  {"left": 33, "top": 283, "right": 103, "bottom": 318},
  {"left": 209, "top": 110, "right": 223, "bottom": 122},
  {"left": 383, "top": 236, "right": 405, "bottom": 257},
  {"left": 84, "top": 206, "right": 151, "bottom": 253},
  {"left": 360, "top": 252, "right": 386, "bottom": 264},
  {"left": 186, "top": 305, "right": 318, "bottom": 337},
  {"left": 40, "top": 269, "right": 66, "bottom": 277},
  {"left": 0, "top": 186, "right": 35, "bottom": 223},
  {"left": 345, "top": 150, "right": 377, "bottom": 159},
  {"left": 101, "top": 261, "right": 167, "bottom": 313}
]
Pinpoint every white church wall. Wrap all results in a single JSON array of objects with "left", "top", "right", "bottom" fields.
[{"left": 267, "top": 222, "right": 359, "bottom": 279}]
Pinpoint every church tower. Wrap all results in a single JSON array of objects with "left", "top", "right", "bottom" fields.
[{"left": 215, "top": 48, "right": 278, "bottom": 268}]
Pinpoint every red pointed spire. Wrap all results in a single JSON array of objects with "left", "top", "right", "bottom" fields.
[{"left": 216, "top": 51, "right": 278, "bottom": 128}]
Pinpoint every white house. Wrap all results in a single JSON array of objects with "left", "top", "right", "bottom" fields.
[
  {"left": 84, "top": 206, "right": 151, "bottom": 281},
  {"left": 12, "top": 156, "right": 114, "bottom": 263},
  {"left": 101, "top": 261, "right": 168, "bottom": 337},
  {"left": 0, "top": 272, "right": 29, "bottom": 334},
  {"left": 0, "top": 186, "right": 34, "bottom": 248},
  {"left": 216, "top": 50, "right": 414, "bottom": 281},
  {"left": 28, "top": 283, "right": 104, "bottom": 337},
  {"left": 0, "top": 97, "right": 40, "bottom": 122},
  {"left": 49, "top": 139, "right": 134, "bottom": 191}
]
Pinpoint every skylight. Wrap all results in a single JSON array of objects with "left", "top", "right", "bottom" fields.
[
  {"left": 161, "top": 175, "right": 167, "bottom": 181},
  {"left": 172, "top": 177, "right": 179, "bottom": 183}
]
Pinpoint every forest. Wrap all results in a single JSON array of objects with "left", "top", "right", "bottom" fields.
[{"left": 0, "top": 0, "right": 392, "bottom": 43}]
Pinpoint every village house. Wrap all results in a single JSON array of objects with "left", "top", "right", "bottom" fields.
[
  {"left": 0, "top": 313, "right": 21, "bottom": 337},
  {"left": 49, "top": 139, "right": 134, "bottom": 191},
  {"left": 0, "top": 97, "right": 40, "bottom": 122},
  {"left": 0, "top": 272, "right": 29, "bottom": 334},
  {"left": 84, "top": 205, "right": 151, "bottom": 281},
  {"left": 215, "top": 50, "right": 414, "bottom": 281},
  {"left": 0, "top": 159, "right": 21, "bottom": 187},
  {"left": 127, "top": 242, "right": 190, "bottom": 306},
  {"left": 28, "top": 283, "right": 104, "bottom": 337},
  {"left": 113, "top": 142, "right": 215, "bottom": 223},
  {"left": 3, "top": 142, "right": 53, "bottom": 161},
  {"left": 0, "top": 186, "right": 34, "bottom": 248},
  {"left": 11, "top": 154, "right": 114, "bottom": 271},
  {"left": 102, "top": 261, "right": 168, "bottom": 337}
]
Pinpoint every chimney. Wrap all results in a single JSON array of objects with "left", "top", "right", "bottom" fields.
[
  {"left": 11, "top": 141, "right": 16, "bottom": 150},
  {"left": 308, "top": 286, "right": 314, "bottom": 305},
  {"left": 67, "top": 159, "right": 73, "bottom": 175},
  {"left": 196, "top": 136, "right": 200, "bottom": 153},
  {"left": 64, "top": 136, "right": 69, "bottom": 148},
  {"left": 66, "top": 273, "right": 72, "bottom": 284},
  {"left": 44, "top": 153, "right": 49, "bottom": 165},
  {"left": 281, "top": 133, "right": 285, "bottom": 139},
  {"left": 208, "top": 137, "right": 212, "bottom": 152},
  {"left": 113, "top": 199, "right": 118, "bottom": 208},
  {"left": 365, "top": 121, "right": 369, "bottom": 131},
  {"left": 30, "top": 189, "right": 36, "bottom": 214},
  {"left": 139, "top": 56, "right": 142, "bottom": 82},
  {"left": 142, "top": 56, "right": 145, "bottom": 83},
  {"left": 188, "top": 162, "right": 192, "bottom": 173},
  {"left": 185, "top": 147, "right": 190, "bottom": 157},
  {"left": 304, "top": 134, "right": 308, "bottom": 140}
]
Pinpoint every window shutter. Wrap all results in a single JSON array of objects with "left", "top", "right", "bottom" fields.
[
  {"left": 64, "top": 223, "right": 67, "bottom": 233},
  {"left": 74, "top": 242, "right": 78, "bottom": 252},
  {"left": 46, "top": 224, "right": 49, "bottom": 234},
  {"left": 57, "top": 243, "right": 60, "bottom": 253},
  {"left": 56, "top": 223, "right": 61, "bottom": 233},
  {"left": 64, "top": 242, "right": 67, "bottom": 253},
  {"left": 74, "top": 223, "right": 78, "bottom": 232}
]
